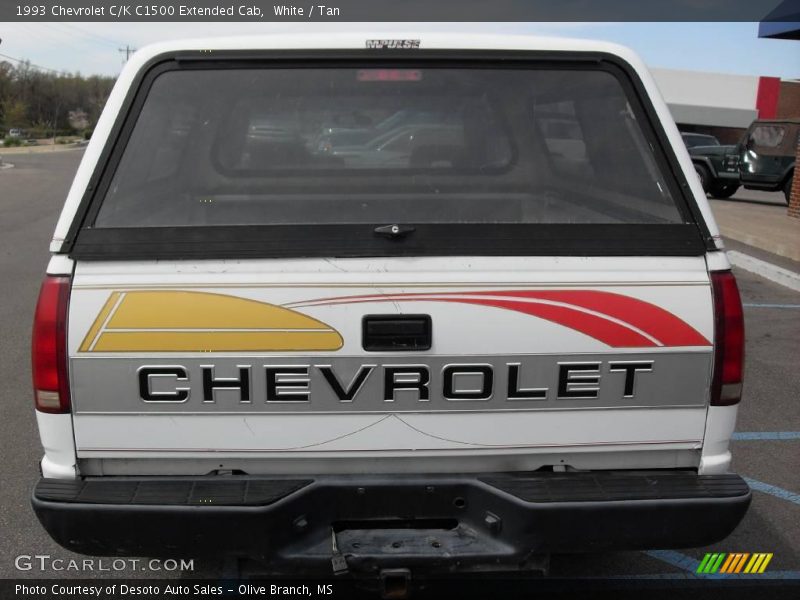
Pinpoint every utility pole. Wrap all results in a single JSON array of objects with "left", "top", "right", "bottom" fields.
[{"left": 118, "top": 45, "right": 136, "bottom": 64}]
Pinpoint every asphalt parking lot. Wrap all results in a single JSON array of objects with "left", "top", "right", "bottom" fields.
[{"left": 0, "top": 150, "right": 797, "bottom": 583}]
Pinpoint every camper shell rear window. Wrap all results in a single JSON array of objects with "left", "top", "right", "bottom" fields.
[{"left": 69, "top": 52, "right": 709, "bottom": 259}]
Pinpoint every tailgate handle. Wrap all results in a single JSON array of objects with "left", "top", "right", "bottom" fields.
[{"left": 362, "top": 315, "right": 432, "bottom": 351}]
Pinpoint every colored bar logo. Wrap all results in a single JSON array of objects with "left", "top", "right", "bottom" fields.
[{"left": 697, "top": 553, "right": 773, "bottom": 574}]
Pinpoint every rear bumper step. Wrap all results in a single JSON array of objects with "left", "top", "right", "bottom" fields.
[{"left": 32, "top": 471, "right": 750, "bottom": 572}]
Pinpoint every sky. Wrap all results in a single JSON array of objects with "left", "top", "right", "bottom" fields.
[{"left": 0, "top": 21, "right": 798, "bottom": 79}]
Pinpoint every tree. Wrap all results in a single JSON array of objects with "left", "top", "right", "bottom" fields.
[
  {"left": 0, "top": 60, "right": 115, "bottom": 135},
  {"left": 2, "top": 98, "right": 28, "bottom": 128}
]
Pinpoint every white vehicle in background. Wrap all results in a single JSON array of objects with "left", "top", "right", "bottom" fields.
[{"left": 31, "top": 33, "right": 748, "bottom": 585}]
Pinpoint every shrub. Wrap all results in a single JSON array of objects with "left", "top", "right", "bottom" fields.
[
  {"left": 26, "top": 128, "right": 75, "bottom": 139},
  {"left": 2, "top": 136, "right": 23, "bottom": 147}
]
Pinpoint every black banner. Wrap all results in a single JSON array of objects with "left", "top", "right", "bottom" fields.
[
  {"left": 3, "top": 0, "right": 800, "bottom": 22},
  {"left": 5, "top": 578, "right": 800, "bottom": 600}
]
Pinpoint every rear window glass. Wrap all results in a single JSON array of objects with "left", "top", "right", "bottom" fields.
[{"left": 94, "top": 67, "right": 683, "bottom": 228}]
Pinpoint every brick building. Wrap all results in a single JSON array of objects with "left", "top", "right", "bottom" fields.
[
  {"left": 650, "top": 69, "right": 798, "bottom": 215},
  {"left": 759, "top": 15, "right": 800, "bottom": 217}
]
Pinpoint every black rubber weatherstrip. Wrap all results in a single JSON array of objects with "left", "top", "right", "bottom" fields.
[{"left": 71, "top": 223, "right": 705, "bottom": 260}]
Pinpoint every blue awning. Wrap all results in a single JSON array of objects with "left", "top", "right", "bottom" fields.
[{"left": 760, "top": 1, "right": 800, "bottom": 39}]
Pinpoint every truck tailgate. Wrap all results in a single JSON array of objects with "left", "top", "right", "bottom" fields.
[{"left": 67, "top": 255, "right": 713, "bottom": 473}]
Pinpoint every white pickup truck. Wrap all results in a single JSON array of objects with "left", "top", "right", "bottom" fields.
[{"left": 31, "top": 33, "right": 749, "bottom": 577}]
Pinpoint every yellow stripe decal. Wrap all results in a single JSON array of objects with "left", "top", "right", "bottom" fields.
[
  {"left": 78, "top": 292, "right": 121, "bottom": 352},
  {"left": 91, "top": 331, "right": 343, "bottom": 352},
  {"left": 79, "top": 291, "right": 343, "bottom": 353}
]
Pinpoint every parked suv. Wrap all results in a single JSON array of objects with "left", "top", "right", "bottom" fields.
[
  {"left": 681, "top": 132, "right": 720, "bottom": 149},
  {"left": 738, "top": 118, "right": 798, "bottom": 203},
  {"left": 682, "top": 133, "right": 740, "bottom": 199},
  {"left": 31, "top": 34, "right": 749, "bottom": 580}
]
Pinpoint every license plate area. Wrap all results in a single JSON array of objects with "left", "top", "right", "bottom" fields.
[
  {"left": 334, "top": 518, "right": 458, "bottom": 532},
  {"left": 333, "top": 526, "right": 493, "bottom": 558}
]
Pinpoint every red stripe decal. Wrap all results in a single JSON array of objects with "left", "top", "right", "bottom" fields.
[
  {"left": 465, "top": 290, "right": 710, "bottom": 346},
  {"left": 292, "top": 290, "right": 711, "bottom": 348},
  {"left": 434, "top": 297, "right": 657, "bottom": 347}
]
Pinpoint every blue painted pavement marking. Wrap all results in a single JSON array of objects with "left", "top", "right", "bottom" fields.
[
  {"left": 643, "top": 550, "right": 699, "bottom": 573},
  {"left": 620, "top": 571, "right": 800, "bottom": 579},
  {"left": 732, "top": 431, "right": 800, "bottom": 440},
  {"left": 638, "top": 475, "right": 800, "bottom": 579},
  {"left": 642, "top": 550, "right": 800, "bottom": 579},
  {"left": 743, "top": 477, "right": 800, "bottom": 506}
]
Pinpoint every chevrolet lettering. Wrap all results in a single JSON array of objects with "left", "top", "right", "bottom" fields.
[
  {"left": 30, "top": 33, "right": 750, "bottom": 578},
  {"left": 130, "top": 359, "right": 661, "bottom": 407}
]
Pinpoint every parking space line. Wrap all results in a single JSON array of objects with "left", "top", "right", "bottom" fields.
[
  {"left": 732, "top": 432, "right": 800, "bottom": 440},
  {"left": 728, "top": 251, "right": 800, "bottom": 293},
  {"left": 743, "top": 477, "right": 800, "bottom": 506}
]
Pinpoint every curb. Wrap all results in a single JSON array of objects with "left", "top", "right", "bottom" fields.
[
  {"left": 727, "top": 250, "right": 800, "bottom": 293},
  {"left": 720, "top": 229, "right": 800, "bottom": 263}
]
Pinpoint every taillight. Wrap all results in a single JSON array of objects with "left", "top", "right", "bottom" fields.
[
  {"left": 710, "top": 271, "right": 744, "bottom": 405},
  {"left": 32, "top": 275, "right": 71, "bottom": 413}
]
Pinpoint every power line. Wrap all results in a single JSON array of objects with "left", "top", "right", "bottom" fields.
[
  {"left": 0, "top": 52, "right": 64, "bottom": 75},
  {"left": 4, "top": 26, "right": 129, "bottom": 76},
  {"left": 54, "top": 23, "right": 125, "bottom": 48},
  {"left": 73, "top": 24, "right": 126, "bottom": 48},
  {"left": 40, "top": 23, "right": 84, "bottom": 43},
  {"left": 28, "top": 22, "right": 123, "bottom": 50}
]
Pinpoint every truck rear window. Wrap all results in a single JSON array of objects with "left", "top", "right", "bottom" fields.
[{"left": 94, "top": 65, "right": 684, "bottom": 229}]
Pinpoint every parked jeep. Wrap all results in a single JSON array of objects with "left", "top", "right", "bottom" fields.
[
  {"left": 738, "top": 119, "right": 798, "bottom": 203},
  {"left": 683, "top": 133, "right": 740, "bottom": 199}
]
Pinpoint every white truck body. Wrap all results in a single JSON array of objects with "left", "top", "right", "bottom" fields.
[{"left": 32, "top": 33, "right": 749, "bottom": 572}]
